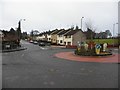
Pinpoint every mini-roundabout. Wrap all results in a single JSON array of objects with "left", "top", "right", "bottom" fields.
[{"left": 54, "top": 43, "right": 119, "bottom": 64}]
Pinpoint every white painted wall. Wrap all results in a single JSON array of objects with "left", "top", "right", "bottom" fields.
[
  {"left": 36, "top": 35, "right": 45, "bottom": 40},
  {"left": 47, "top": 34, "right": 51, "bottom": 41},
  {"left": 63, "top": 36, "right": 73, "bottom": 45},
  {"left": 57, "top": 35, "right": 64, "bottom": 45},
  {"left": 0, "top": 31, "right": 4, "bottom": 38}
]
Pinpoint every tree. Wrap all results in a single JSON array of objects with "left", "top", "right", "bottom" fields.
[
  {"left": 105, "top": 30, "right": 112, "bottom": 38},
  {"left": 30, "top": 30, "right": 39, "bottom": 40},
  {"left": 30, "top": 30, "right": 34, "bottom": 38},
  {"left": 85, "top": 20, "right": 97, "bottom": 39},
  {"left": 16, "top": 21, "right": 21, "bottom": 40},
  {"left": 70, "top": 25, "right": 74, "bottom": 30},
  {"left": 9, "top": 28, "right": 16, "bottom": 35},
  {"left": 75, "top": 25, "right": 79, "bottom": 30},
  {"left": 85, "top": 28, "right": 96, "bottom": 39},
  {"left": 33, "top": 30, "right": 39, "bottom": 36},
  {"left": 22, "top": 32, "right": 28, "bottom": 39}
]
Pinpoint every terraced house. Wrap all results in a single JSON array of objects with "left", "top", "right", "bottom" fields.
[
  {"left": 36, "top": 33, "right": 46, "bottom": 41},
  {"left": 46, "top": 30, "right": 57, "bottom": 42},
  {"left": 36, "top": 30, "right": 57, "bottom": 42},
  {"left": 63, "top": 29, "right": 86, "bottom": 46},
  {"left": 57, "top": 29, "right": 71, "bottom": 45},
  {"left": 51, "top": 29, "right": 64, "bottom": 44},
  {"left": 36, "top": 27, "right": 86, "bottom": 46}
]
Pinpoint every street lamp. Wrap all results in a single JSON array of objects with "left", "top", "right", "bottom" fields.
[
  {"left": 113, "top": 22, "right": 118, "bottom": 47},
  {"left": 81, "top": 17, "right": 84, "bottom": 31}
]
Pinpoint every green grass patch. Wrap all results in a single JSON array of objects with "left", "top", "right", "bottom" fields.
[{"left": 86, "top": 39, "right": 119, "bottom": 45}]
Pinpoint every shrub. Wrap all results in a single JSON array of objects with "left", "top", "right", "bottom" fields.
[{"left": 75, "top": 47, "right": 96, "bottom": 56}]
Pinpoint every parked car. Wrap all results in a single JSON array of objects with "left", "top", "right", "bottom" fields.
[
  {"left": 29, "top": 40, "right": 33, "bottom": 43},
  {"left": 33, "top": 41, "right": 38, "bottom": 45},
  {"left": 39, "top": 42, "right": 45, "bottom": 46},
  {"left": 46, "top": 42, "right": 51, "bottom": 46}
]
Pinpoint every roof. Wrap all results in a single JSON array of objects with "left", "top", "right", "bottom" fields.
[
  {"left": 39, "top": 30, "right": 57, "bottom": 36},
  {"left": 64, "top": 29, "right": 81, "bottom": 36},
  {"left": 51, "top": 30, "right": 64, "bottom": 35},
  {"left": 47, "top": 30, "right": 56, "bottom": 35},
  {"left": 57, "top": 30, "right": 71, "bottom": 35}
]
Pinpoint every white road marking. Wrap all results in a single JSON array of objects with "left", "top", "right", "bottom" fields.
[{"left": 40, "top": 47, "right": 48, "bottom": 50}]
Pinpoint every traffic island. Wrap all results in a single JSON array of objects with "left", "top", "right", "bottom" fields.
[{"left": 54, "top": 52, "right": 119, "bottom": 64}]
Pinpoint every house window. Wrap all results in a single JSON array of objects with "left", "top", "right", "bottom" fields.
[
  {"left": 65, "top": 35, "right": 71, "bottom": 38},
  {"left": 59, "top": 35, "right": 62, "bottom": 37},
  {"left": 49, "top": 38, "right": 51, "bottom": 40},
  {"left": 65, "top": 36, "right": 67, "bottom": 38},
  {"left": 67, "top": 42, "right": 71, "bottom": 45},
  {"left": 60, "top": 40, "right": 62, "bottom": 43},
  {"left": 68, "top": 35, "right": 71, "bottom": 38}
]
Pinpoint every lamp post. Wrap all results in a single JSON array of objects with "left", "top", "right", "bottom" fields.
[
  {"left": 81, "top": 17, "right": 84, "bottom": 31},
  {"left": 113, "top": 23, "right": 118, "bottom": 47}
]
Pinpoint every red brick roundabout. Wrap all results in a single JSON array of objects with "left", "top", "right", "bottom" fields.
[{"left": 54, "top": 52, "right": 120, "bottom": 64}]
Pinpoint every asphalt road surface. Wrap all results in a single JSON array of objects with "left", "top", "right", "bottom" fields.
[{"left": 2, "top": 41, "right": 119, "bottom": 88}]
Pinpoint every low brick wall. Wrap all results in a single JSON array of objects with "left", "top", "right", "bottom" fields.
[{"left": 66, "top": 44, "right": 119, "bottom": 49}]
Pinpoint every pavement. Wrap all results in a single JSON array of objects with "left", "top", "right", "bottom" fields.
[
  {"left": 51, "top": 45, "right": 66, "bottom": 48},
  {"left": 2, "top": 40, "right": 119, "bottom": 88},
  {"left": 2, "top": 45, "right": 27, "bottom": 53}
]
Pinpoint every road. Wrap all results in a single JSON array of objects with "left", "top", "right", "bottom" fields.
[{"left": 2, "top": 41, "right": 119, "bottom": 88}]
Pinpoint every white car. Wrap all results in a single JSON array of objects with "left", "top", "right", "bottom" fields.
[{"left": 33, "top": 41, "right": 38, "bottom": 44}]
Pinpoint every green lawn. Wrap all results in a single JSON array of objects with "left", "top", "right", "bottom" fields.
[{"left": 86, "top": 39, "right": 119, "bottom": 45}]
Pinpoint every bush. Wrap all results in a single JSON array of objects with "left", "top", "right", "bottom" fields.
[{"left": 75, "top": 47, "right": 96, "bottom": 56}]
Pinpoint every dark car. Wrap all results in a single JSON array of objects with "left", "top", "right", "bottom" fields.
[
  {"left": 33, "top": 41, "right": 38, "bottom": 45},
  {"left": 39, "top": 42, "right": 46, "bottom": 46}
]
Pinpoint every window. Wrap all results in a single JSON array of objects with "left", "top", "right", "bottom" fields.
[
  {"left": 65, "top": 35, "right": 71, "bottom": 38},
  {"left": 59, "top": 35, "right": 62, "bottom": 37},
  {"left": 67, "top": 42, "right": 71, "bottom": 45},
  {"left": 68, "top": 36, "right": 71, "bottom": 38}
]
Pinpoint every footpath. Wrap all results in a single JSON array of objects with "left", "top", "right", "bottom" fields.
[{"left": 2, "top": 45, "right": 27, "bottom": 53}]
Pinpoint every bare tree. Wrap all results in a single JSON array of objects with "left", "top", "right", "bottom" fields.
[
  {"left": 85, "top": 20, "right": 97, "bottom": 40},
  {"left": 85, "top": 20, "right": 93, "bottom": 30},
  {"left": 85, "top": 19, "right": 97, "bottom": 32}
]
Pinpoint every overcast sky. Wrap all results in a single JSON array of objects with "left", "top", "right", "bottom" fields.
[{"left": 0, "top": 0, "right": 119, "bottom": 35}]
